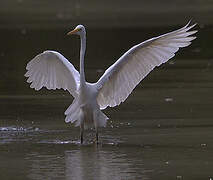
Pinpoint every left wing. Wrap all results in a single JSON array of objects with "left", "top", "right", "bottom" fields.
[
  {"left": 96, "top": 22, "right": 197, "bottom": 109},
  {"left": 25, "top": 50, "right": 80, "bottom": 97}
]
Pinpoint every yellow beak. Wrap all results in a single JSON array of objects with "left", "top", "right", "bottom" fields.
[{"left": 67, "top": 28, "right": 80, "bottom": 35}]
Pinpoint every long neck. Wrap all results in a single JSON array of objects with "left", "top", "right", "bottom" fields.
[{"left": 80, "top": 32, "right": 86, "bottom": 86}]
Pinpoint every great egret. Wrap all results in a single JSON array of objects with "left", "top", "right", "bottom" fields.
[{"left": 25, "top": 22, "right": 197, "bottom": 144}]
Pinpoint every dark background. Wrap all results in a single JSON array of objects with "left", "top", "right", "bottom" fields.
[
  {"left": 0, "top": 0, "right": 212, "bottom": 29},
  {"left": 0, "top": 0, "right": 212, "bottom": 95}
]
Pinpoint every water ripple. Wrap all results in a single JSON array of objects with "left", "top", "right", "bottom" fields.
[{"left": 0, "top": 126, "right": 40, "bottom": 132}]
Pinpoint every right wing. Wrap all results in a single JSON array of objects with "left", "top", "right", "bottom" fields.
[
  {"left": 96, "top": 22, "right": 197, "bottom": 109},
  {"left": 25, "top": 50, "right": 80, "bottom": 97}
]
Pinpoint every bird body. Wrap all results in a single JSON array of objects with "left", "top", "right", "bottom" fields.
[
  {"left": 25, "top": 22, "right": 197, "bottom": 143},
  {"left": 65, "top": 82, "right": 108, "bottom": 128}
]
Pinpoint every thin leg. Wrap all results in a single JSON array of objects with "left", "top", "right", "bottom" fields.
[
  {"left": 80, "top": 124, "right": 84, "bottom": 144},
  {"left": 93, "top": 111, "right": 100, "bottom": 145},
  {"left": 96, "top": 129, "right": 99, "bottom": 144}
]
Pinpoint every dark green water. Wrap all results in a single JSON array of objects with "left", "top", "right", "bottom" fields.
[{"left": 0, "top": 25, "right": 213, "bottom": 179}]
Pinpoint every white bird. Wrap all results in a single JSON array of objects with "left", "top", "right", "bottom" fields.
[{"left": 25, "top": 22, "right": 197, "bottom": 144}]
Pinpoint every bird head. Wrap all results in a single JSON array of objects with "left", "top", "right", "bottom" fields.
[{"left": 67, "top": 25, "right": 85, "bottom": 36}]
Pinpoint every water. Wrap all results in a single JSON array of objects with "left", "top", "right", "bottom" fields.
[
  {"left": 0, "top": 25, "right": 213, "bottom": 179},
  {"left": 1, "top": 95, "right": 213, "bottom": 180}
]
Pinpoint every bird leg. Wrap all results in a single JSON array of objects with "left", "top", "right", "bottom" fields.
[
  {"left": 95, "top": 129, "right": 99, "bottom": 144},
  {"left": 80, "top": 124, "right": 84, "bottom": 144}
]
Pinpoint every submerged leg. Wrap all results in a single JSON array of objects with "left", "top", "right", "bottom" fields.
[
  {"left": 79, "top": 108, "right": 85, "bottom": 144},
  {"left": 96, "top": 128, "right": 99, "bottom": 144},
  {"left": 80, "top": 124, "right": 84, "bottom": 144}
]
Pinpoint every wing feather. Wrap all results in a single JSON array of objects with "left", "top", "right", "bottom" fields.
[
  {"left": 25, "top": 50, "right": 80, "bottom": 97},
  {"left": 96, "top": 22, "right": 197, "bottom": 109}
]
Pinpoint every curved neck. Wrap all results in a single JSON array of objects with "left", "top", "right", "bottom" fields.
[{"left": 80, "top": 32, "right": 86, "bottom": 86}]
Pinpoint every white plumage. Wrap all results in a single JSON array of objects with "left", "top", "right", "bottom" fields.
[
  {"left": 25, "top": 22, "right": 197, "bottom": 143},
  {"left": 25, "top": 50, "right": 80, "bottom": 97},
  {"left": 96, "top": 22, "right": 197, "bottom": 109}
]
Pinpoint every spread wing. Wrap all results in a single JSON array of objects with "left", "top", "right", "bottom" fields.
[
  {"left": 96, "top": 22, "right": 197, "bottom": 109},
  {"left": 25, "top": 50, "right": 80, "bottom": 97}
]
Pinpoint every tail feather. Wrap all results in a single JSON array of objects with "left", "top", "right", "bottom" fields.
[
  {"left": 65, "top": 97, "right": 109, "bottom": 129},
  {"left": 65, "top": 108, "right": 80, "bottom": 124},
  {"left": 97, "top": 110, "right": 109, "bottom": 127},
  {"left": 65, "top": 97, "right": 80, "bottom": 124},
  {"left": 65, "top": 98, "right": 78, "bottom": 115}
]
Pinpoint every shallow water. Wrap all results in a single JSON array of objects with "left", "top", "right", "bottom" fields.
[
  {"left": 0, "top": 26, "right": 213, "bottom": 179},
  {"left": 1, "top": 87, "right": 213, "bottom": 180}
]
